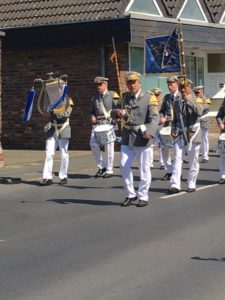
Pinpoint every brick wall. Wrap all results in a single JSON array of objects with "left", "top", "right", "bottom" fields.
[{"left": 1, "top": 43, "right": 129, "bottom": 150}]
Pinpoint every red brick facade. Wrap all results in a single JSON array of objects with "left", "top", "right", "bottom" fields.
[{"left": 1, "top": 43, "right": 129, "bottom": 150}]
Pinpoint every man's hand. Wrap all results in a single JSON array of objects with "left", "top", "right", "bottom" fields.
[
  {"left": 171, "top": 131, "right": 178, "bottom": 138},
  {"left": 219, "top": 123, "right": 225, "bottom": 130},
  {"left": 143, "top": 132, "right": 152, "bottom": 140},
  {"left": 116, "top": 109, "right": 126, "bottom": 117},
  {"left": 159, "top": 117, "right": 166, "bottom": 125},
  {"left": 91, "top": 115, "right": 97, "bottom": 125}
]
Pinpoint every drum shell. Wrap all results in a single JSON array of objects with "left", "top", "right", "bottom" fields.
[
  {"left": 94, "top": 124, "right": 116, "bottom": 145},
  {"left": 159, "top": 134, "right": 174, "bottom": 149},
  {"left": 217, "top": 140, "right": 225, "bottom": 155},
  {"left": 159, "top": 126, "right": 174, "bottom": 149}
]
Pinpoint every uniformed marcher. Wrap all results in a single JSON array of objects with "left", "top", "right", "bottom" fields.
[
  {"left": 216, "top": 97, "right": 225, "bottom": 184},
  {"left": 90, "top": 76, "right": 120, "bottom": 178},
  {"left": 40, "top": 97, "right": 74, "bottom": 186},
  {"left": 168, "top": 78, "right": 203, "bottom": 194},
  {"left": 116, "top": 72, "right": 159, "bottom": 207},
  {"left": 193, "top": 85, "right": 211, "bottom": 163},
  {"left": 159, "top": 76, "right": 181, "bottom": 181}
]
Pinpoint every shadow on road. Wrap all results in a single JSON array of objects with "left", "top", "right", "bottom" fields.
[
  {"left": 191, "top": 256, "right": 225, "bottom": 262},
  {"left": 0, "top": 177, "right": 22, "bottom": 184},
  {"left": 46, "top": 198, "right": 120, "bottom": 206}
]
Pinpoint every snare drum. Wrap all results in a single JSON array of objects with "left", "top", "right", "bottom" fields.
[
  {"left": 217, "top": 133, "right": 225, "bottom": 155},
  {"left": 93, "top": 124, "right": 116, "bottom": 145},
  {"left": 159, "top": 126, "right": 174, "bottom": 149}
]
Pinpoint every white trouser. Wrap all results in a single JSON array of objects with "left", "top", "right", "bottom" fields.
[
  {"left": 120, "top": 145, "right": 151, "bottom": 201},
  {"left": 220, "top": 153, "right": 225, "bottom": 179},
  {"left": 149, "top": 144, "right": 154, "bottom": 167},
  {"left": 156, "top": 135, "right": 164, "bottom": 165},
  {"left": 170, "top": 138, "right": 200, "bottom": 190},
  {"left": 161, "top": 147, "right": 173, "bottom": 173},
  {"left": 90, "top": 130, "right": 114, "bottom": 174},
  {"left": 149, "top": 137, "right": 164, "bottom": 167},
  {"left": 201, "top": 128, "right": 209, "bottom": 160},
  {"left": 43, "top": 135, "right": 69, "bottom": 180},
  {"left": 158, "top": 146, "right": 164, "bottom": 165}
]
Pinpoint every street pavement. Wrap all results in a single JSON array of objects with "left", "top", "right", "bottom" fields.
[{"left": 1, "top": 142, "right": 225, "bottom": 300}]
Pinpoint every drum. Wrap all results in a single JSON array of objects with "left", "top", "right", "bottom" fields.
[
  {"left": 159, "top": 126, "right": 174, "bottom": 149},
  {"left": 217, "top": 133, "right": 225, "bottom": 155},
  {"left": 94, "top": 124, "right": 116, "bottom": 145}
]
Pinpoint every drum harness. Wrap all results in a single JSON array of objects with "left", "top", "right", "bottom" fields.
[{"left": 99, "top": 98, "right": 112, "bottom": 123}]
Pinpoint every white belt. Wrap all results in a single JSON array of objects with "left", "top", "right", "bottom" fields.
[
  {"left": 124, "top": 125, "right": 140, "bottom": 131},
  {"left": 200, "top": 112, "right": 209, "bottom": 120},
  {"left": 187, "top": 122, "right": 201, "bottom": 151}
]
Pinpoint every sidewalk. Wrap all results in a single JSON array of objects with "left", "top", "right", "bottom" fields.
[{"left": 1, "top": 133, "right": 219, "bottom": 168}]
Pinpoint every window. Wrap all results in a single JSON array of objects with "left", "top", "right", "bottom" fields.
[
  {"left": 208, "top": 54, "right": 225, "bottom": 73},
  {"left": 177, "top": 0, "right": 207, "bottom": 22},
  {"left": 126, "top": 0, "right": 162, "bottom": 16},
  {"left": 185, "top": 56, "right": 204, "bottom": 86},
  {"left": 129, "top": 46, "right": 168, "bottom": 94},
  {"left": 130, "top": 47, "right": 144, "bottom": 74}
]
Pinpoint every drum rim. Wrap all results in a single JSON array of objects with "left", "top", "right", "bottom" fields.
[{"left": 94, "top": 124, "right": 114, "bottom": 132}]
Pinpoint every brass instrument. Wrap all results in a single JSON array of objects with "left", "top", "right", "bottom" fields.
[{"left": 23, "top": 72, "right": 69, "bottom": 121}]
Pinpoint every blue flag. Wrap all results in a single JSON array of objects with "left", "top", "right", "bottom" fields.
[{"left": 145, "top": 28, "right": 180, "bottom": 73}]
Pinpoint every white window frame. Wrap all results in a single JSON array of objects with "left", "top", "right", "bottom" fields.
[
  {"left": 220, "top": 10, "right": 225, "bottom": 24},
  {"left": 177, "top": 0, "right": 208, "bottom": 23},
  {"left": 125, "top": 0, "right": 163, "bottom": 17}
]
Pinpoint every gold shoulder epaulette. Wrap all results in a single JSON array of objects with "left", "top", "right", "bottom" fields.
[
  {"left": 113, "top": 91, "right": 120, "bottom": 99},
  {"left": 53, "top": 105, "right": 65, "bottom": 114},
  {"left": 149, "top": 95, "right": 158, "bottom": 106},
  {"left": 68, "top": 97, "right": 74, "bottom": 106},
  {"left": 195, "top": 97, "right": 203, "bottom": 105},
  {"left": 203, "top": 98, "right": 211, "bottom": 105}
]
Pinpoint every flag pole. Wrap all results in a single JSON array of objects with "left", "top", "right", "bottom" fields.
[
  {"left": 110, "top": 37, "right": 122, "bottom": 98},
  {"left": 178, "top": 19, "right": 190, "bottom": 145},
  {"left": 178, "top": 19, "right": 186, "bottom": 76}
]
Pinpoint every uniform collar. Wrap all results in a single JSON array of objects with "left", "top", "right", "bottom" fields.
[{"left": 132, "top": 89, "right": 142, "bottom": 99}]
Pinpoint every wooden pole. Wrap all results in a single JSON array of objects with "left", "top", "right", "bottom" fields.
[
  {"left": 110, "top": 37, "right": 122, "bottom": 98},
  {"left": 178, "top": 19, "right": 190, "bottom": 144},
  {"left": 178, "top": 19, "right": 186, "bottom": 76}
]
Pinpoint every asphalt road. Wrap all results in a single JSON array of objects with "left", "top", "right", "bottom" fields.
[{"left": 1, "top": 152, "right": 225, "bottom": 300}]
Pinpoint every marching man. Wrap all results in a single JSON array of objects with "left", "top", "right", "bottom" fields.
[
  {"left": 116, "top": 72, "right": 159, "bottom": 207},
  {"left": 90, "top": 76, "right": 120, "bottom": 178},
  {"left": 159, "top": 76, "right": 181, "bottom": 181},
  {"left": 40, "top": 97, "right": 74, "bottom": 186},
  {"left": 168, "top": 78, "right": 203, "bottom": 194}
]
